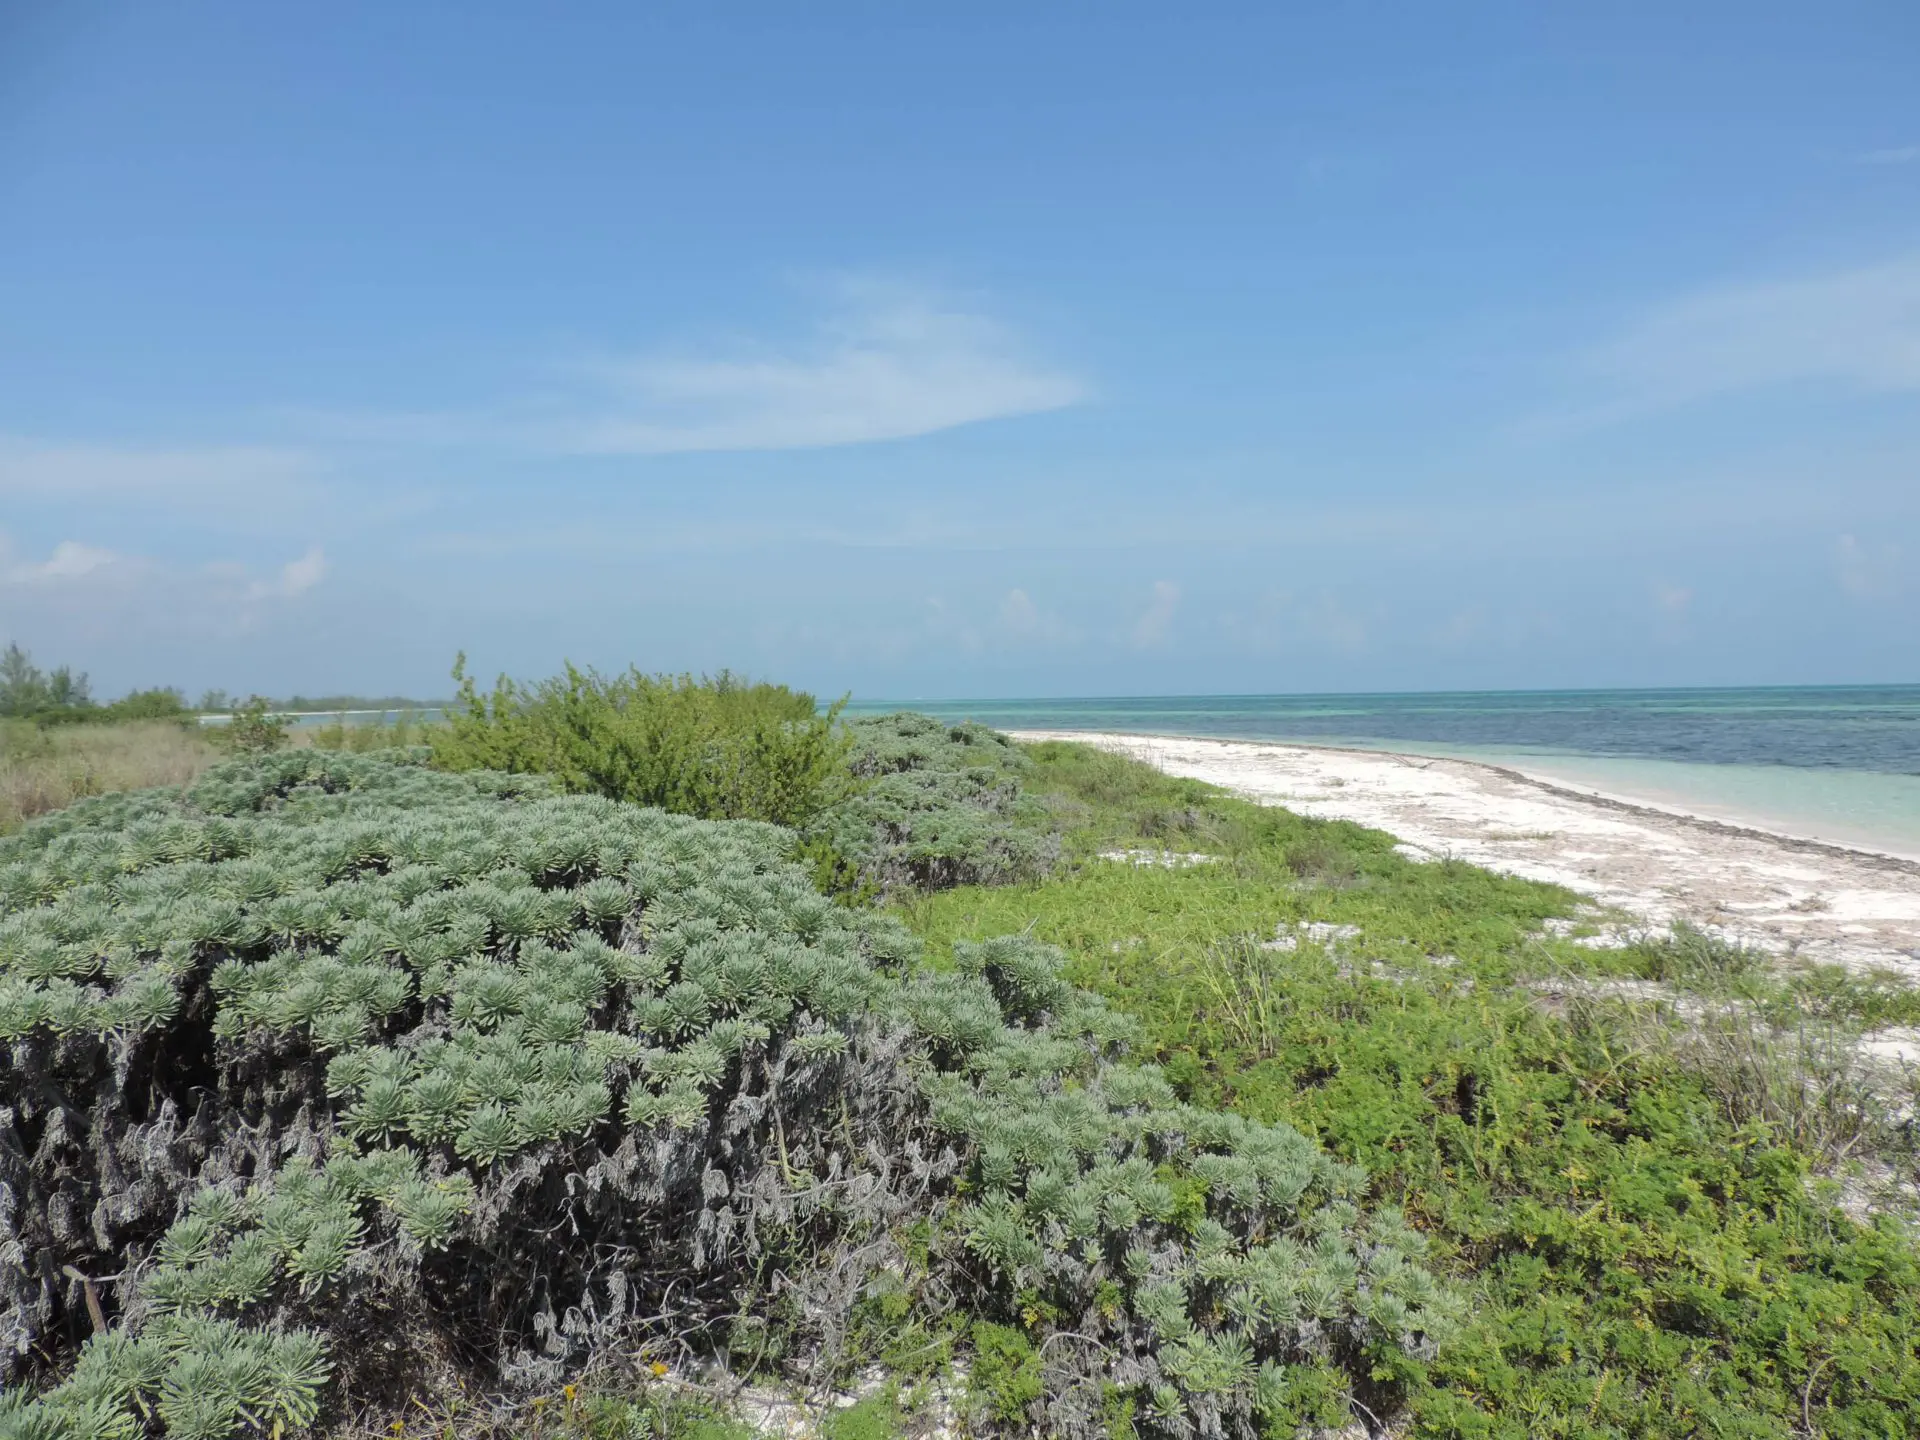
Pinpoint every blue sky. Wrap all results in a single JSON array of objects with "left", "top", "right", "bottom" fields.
[{"left": 2, "top": 2, "right": 1917, "bottom": 702}]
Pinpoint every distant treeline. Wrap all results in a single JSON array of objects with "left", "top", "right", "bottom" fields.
[
  {"left": 0, "top": 645, "right": 192, "bottom": 725},
  {"left": 0, "top": 645, "right": 441, "bottom": 726}
]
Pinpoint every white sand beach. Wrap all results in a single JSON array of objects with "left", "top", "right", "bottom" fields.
[{"left": 1014, "top": 731, "right": 1920, "bottom": 979}]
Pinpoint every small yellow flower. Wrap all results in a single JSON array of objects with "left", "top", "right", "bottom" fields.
[
  {"left": 650, "top": 1361, "right": 669, "bottom": 1377},
  {"left": 563, "top": 1385, "right": 576, "bottom": 1402}
]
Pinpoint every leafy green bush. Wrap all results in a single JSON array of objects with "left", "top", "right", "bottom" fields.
[
  {"left": 101, "top": 688, "right": 193, "bottom": 723},
  {"left": 0, "top": 750, "right": 1439, "bottom": 1439},
  {"left": 431, "top": 656, "right": 850, "bottom": 827},
  {"left": 211, "top": 696, "right": 291, "bottom": 755},
  {"left": 966, "top": 1321, "right": 1045, "bottom": 1426}
]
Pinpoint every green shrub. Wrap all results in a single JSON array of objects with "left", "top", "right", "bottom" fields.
[
  {"left": 101, "top": 687, "right": 192, "bottom": 723},
  {"left": 967, "top": 1321, "right": 1045, "bottom": 1426},
  {"left": 431, "top": 656, "right": 850, "bottom": 827},
  {"left": 809, "top": 713, "right": 1057, "bottom": 893},
  {"left": 212, "top": 695, "right": 291, "bottom": 755}
]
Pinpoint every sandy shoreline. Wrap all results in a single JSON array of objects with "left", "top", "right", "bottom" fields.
[{"left": 1013, "top": 730, "right": 1920, "bottom": 978}]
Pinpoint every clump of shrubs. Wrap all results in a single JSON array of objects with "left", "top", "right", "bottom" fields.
[
  {"left": 426, "top": 663, "right": 1059, "bottom": 896},
  {"left": 429, "top": 657, "right": 851, "bottom": 828},
  {"left": 210, "top": 696, "right": 292, "bottom": 755},
  {"left": 808, "top": 713, "right": 1059, "bottom": 893},
  {"left": 0, "top": 750, "right": 1449, "bottom": 1438}
]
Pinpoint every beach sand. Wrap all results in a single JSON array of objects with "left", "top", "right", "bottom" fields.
[{"left": 1013, "top": 730, "right": 1920, "bottom": 979}]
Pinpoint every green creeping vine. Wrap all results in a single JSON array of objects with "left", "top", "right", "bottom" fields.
[{"left": 0, "top": 750, "right": 1444, "bottom": 1438}]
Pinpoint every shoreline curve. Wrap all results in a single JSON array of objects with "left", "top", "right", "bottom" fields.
[{"left": 1008, "top": 729, "right": 1920, "bottom": 872}]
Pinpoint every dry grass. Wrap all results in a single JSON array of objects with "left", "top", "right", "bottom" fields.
[
  {"left": 1194, "top": 933, "right": 1290, "bottom": 1059},
  {"left": 1674, "top": 1010, "right": 1899, "bottom": 1167},
  {"left": 0, "top": 719, "right": 220, "bottom": 835},
  {"left": 1560, "top": 984, "right": 1912, "bottom": 1173}
]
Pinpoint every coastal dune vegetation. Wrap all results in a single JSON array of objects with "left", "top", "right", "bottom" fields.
[
  {"left": 0, "top": 659, "right": 1916, "bottom": 1440},
  {"left": 0, "top": 644, "right": 452, "bottom": 836}
]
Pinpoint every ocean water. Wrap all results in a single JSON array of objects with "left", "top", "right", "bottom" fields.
[{"left": 849, "top": 687, "right": 1920, "bottom": 857}]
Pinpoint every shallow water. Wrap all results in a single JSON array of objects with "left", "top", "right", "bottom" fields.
[
  {"left": 850, "top": 687, "right": 1920, "bottom": 858},
  {"left": 1376, "top": 749, "right": 1920, "bottom": 859}
]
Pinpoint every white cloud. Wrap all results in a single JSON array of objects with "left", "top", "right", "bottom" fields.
[
  {"left": 560, "top": 286, "right": 1086, "bottom": 454},
  {"left": 1856, "top": 146, "right": 1920, "bottom": 166},
  {"left": 1581, "top": 253, "right": 1920, "bottom": 416},
  {"left": 6, "top": 540, "right": 119, "bottom": 583},
  {"left": 1131, "top": 580, "right": 1181, "bottom": 648},
  {"left": 248, "top": 546, "right": 327, "bottom": 599}
]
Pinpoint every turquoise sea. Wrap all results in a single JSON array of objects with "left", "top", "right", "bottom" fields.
[{"left": 849, "top": 687, "right": 1920, "bottom": 858}]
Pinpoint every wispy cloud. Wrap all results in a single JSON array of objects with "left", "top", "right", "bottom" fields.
[
  {"left": 1, "top": 533, "right": 329, "bottom": 627},
  {"left": 562, "top": 284, "right": 1086, "bottom": 454},
  {"left": 1856, "top": 146, "right": 1920, "bottom": 166},
  {"left": 247, "top": 546, "right": 327, "bottom": 599},
  {"left": 5, "top": 540, "right": 118, "bottom": 584},
  {"left": 1578, "top": 252, "right": 1920, "bottom": 418},
  {"left": 299, "top": 282, "right": 1087, "bottom": 457}
]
